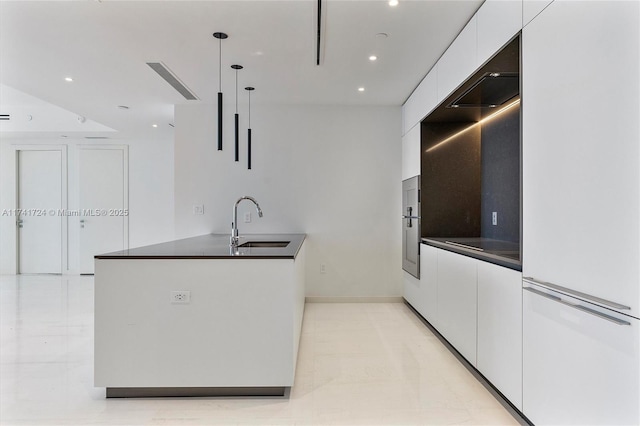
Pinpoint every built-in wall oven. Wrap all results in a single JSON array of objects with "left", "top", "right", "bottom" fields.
[{"left": 402, "top": 176, "right": 421, "bottom": 278}]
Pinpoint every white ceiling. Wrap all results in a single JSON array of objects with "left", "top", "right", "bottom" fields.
[{"left": 0, "top": 0, "right": 483, "bottom": 140}]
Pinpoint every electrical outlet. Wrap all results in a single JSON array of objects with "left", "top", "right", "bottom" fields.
[
  {"left": 193, "top": 205, "right": 204, "bottom": 215},
  {"left": 320, "top": 264, "right": 326, "bottom": 274},
  {"left": 492, "top": 212, "right": 498, "bottom": 226},
  {"left": 171, "top": 291, "right": 191, "bottom": 304},
  {"left": 244, "top": 212, "right": 251, "bottom": 223}
]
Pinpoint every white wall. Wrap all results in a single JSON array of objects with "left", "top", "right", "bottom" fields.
[
  {"left": 0, "top": 137, "right": 174, "bottom": 274},
  {"left": 175, "top": 103, "right": 402, "bottom": 298}
]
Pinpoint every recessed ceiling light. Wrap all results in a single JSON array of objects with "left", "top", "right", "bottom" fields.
[
  {"left": 65, "top": 77, "right": 73, "bottom": 82},
  {"left": 369, "top": 55, "right": 378, "bottom": 61},
  {"left": 152, "top": 124, "right": 158, "bottom": 128},
  {"left": 389, "top": 0, "right": 399, "bottom": 6},
  {"left": 358, "top": 87, "right": 365, "bottom": 92}
]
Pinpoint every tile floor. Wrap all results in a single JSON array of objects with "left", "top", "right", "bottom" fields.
[{"left": 0, "top": 274, "right": 521, "bottom": 425}]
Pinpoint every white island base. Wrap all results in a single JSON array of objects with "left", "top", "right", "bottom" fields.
[{"left": 94, "top": 241, "right": 305, "bottom": 397}]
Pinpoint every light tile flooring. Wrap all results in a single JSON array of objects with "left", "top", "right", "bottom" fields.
[{"left": 0, "top": 274, "right": 521, "bottom": 425}]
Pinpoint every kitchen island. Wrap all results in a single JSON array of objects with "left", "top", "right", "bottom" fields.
[{"left": 94, "top": 233, "right": 306, "bottom": 398}]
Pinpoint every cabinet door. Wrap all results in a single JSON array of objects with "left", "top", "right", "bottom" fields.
[
  {"left": 523, "top": 0, "right": 552, "bottom": 27},
  {"left": 522, "top": 0, "right": 640, "bottom": 318},
  {"left": 419, "top": 243, "right": 438, "bottom": 326},
  {"left": 403, "top": 271, "right": 421, "bottom": 312},
  {"left": 523, "top": 283, "right": 640, "bottom": 425},
  {"left": 477, "top": 0, "right": 522, "bottom": 67},
  {"left": 401, "top": 125, "right": 421, "bottom": 181},
  {"left": 437, "top": 16, "right": 477, "bottom": 103},
  {"left": 403, "top": 68, "right": 438, "bottom": 135},
  {"left": 437, "top": 249, "right": 477, "bottom": 365},
  {"left": 477, "top": 262, "right": 522, "bottom": 410}
]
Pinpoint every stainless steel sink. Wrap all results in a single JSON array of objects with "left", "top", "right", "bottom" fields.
[{"left": 238, "top": 241, "right": 290, "bottom": 248}]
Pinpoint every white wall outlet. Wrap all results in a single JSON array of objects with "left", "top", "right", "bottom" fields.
[
  {"left": 320, "top": 264, "right": 326, "bottom": 274},
  {"left": 492, "top": 211, "right": 498, "bottom": 226},
  {"left": 244, "top": 212, "right": 251, "bottom": 223},
  {"left": 171, "top": 291, "right": 191, "bottom": 304},
  {"left": 193, "top": 205, "right": 204, "bottom": 215}
]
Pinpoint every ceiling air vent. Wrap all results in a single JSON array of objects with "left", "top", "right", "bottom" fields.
[
  {"left": 85, "top": 136, "right": 109, "bottom": 140},
  {"left": 0, "top": 114, "right": 10, "bottom": 121},
  {"left": 147, "top": 62, "right": 198, "bottom": 100}
]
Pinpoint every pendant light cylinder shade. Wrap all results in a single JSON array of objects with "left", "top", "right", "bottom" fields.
[
  {"left": 248, "top": 128, "right": 252, "bottom": 170},
  {"left": 234, "top": 113, "right": 239, "bottom": 161},
  {"left": 217, "top": 92, "right": 223, "bottom": 150}
]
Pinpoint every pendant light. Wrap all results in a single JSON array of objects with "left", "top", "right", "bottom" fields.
[
  {"left": 245, "top": 87, "right": 255, "bottom": 170},
  {"left": 231, "top": 65, "right": 243, "bottom": 162},
  {"left": 213, "top": 32, "right": 228, "bottom": 151}
]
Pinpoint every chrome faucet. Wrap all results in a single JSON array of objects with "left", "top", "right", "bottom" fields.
[{"left": 230, "top": 196, "right": 263, "bottom": 247}]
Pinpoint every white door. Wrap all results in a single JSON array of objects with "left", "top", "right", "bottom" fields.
[
  {"left": 79, "top": 148, "right": 127, "bottom": 274},
  {"left": 18, "top": 150, "right": 63, "bottom": 273}
]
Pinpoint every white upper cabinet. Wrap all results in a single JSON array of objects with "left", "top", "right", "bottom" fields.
[
  {"left": 523, "top": 0, "right": 553, "bottom": 27},
  {"left": 477, "top": 262, "right": 523, "bottom": 410},
  {"left": 402, "top": 68, "right": 438, "bottom": 135},
  {"left": 436, "top": 249, "right": 478, "bottom": 366},
  {"left": 401, "top": 125, "right": 421, "bottom": 181},
  {"left": 477, "top": 0, "right": 522, "bottom": 67},
  {"left": 437, "top": 16, "right": 478, "bottom": 103},
  {"left": 522, "top": 0, "right": 640, "bottom": 317}
]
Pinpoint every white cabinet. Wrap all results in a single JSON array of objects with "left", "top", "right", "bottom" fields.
[
  {"left": 403, "top": 271, "right": 421, "bottom": 313},
  {"left": 401, "top": 125, "right": 421, "bottom": 181},
  {"left": 522, "top": 0, "right": 640, "bottom": 318},
  {"left": 437, "top": 16, "right": 477, "bottom": 103},
  {"left": 523, "top": 0, "right": 553, "bottom": 27},
  {"left": 436, "top": 249, "right": 477, "bottom": 365},
  {"left": 477, "top": 0, "right": 522, "bottom": 67},
  {"left": 402, "top": 68, "right": 438, "bottom": 135},
  {"left": 523, "top": 283, "right": 640, "bottom": 425},
  {"left": 403, "top": 244, "right": 438, "bottom": 327},
  {"left": 477, "top": 262, "right": 522, "bottom": 410},
  {"left": 419, "top": 243, "right": 438, "bottom": 326}
]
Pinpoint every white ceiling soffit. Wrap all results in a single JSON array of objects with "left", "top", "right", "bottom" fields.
[
  {"left": 0, "top": 84, "right": 116, "bottom": 137},
  {"left": 0, "top": 0, "right": 483, "bottom": 139}
]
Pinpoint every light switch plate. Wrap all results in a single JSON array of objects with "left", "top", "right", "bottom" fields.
[{"left": 244, "top": 212, "right": 251, "bottom": 223}]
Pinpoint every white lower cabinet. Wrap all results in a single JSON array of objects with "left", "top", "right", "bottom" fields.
[
  {"left": 403, "top": 244, "right": 438, "bottom": 327},
  {"left": 477, "top": 262, "right": 523, "bottom": 410},
  {"left": 403, "top": 271, "right": 421, "bottom": 313},
  {"left": 436, "top": 249, "right": 478, "bottom": 366},
  {"left": 523, "top": 283, "right": 640, "bottom": 425},
  {"left": 406, "top": 246, "right": 527, "bottom": 411},
  {"left": 418, "top": 243, "right": 438, "bottom": 326}
]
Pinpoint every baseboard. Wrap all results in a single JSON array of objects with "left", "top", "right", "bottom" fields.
[{"left": 305, "top": 296, "right": 404, "bottom": 303}]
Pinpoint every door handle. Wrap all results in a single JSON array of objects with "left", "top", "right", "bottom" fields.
[{"left": 524, "top": 286, "right": 631, "bottom": 326}]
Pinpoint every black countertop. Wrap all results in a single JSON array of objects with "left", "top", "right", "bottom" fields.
[
  {"left": 95, "top": 234, "right": 306, "bottom": 260},
  {"left": 422, "top": 237, "right": 521, "bottom": 271}
]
